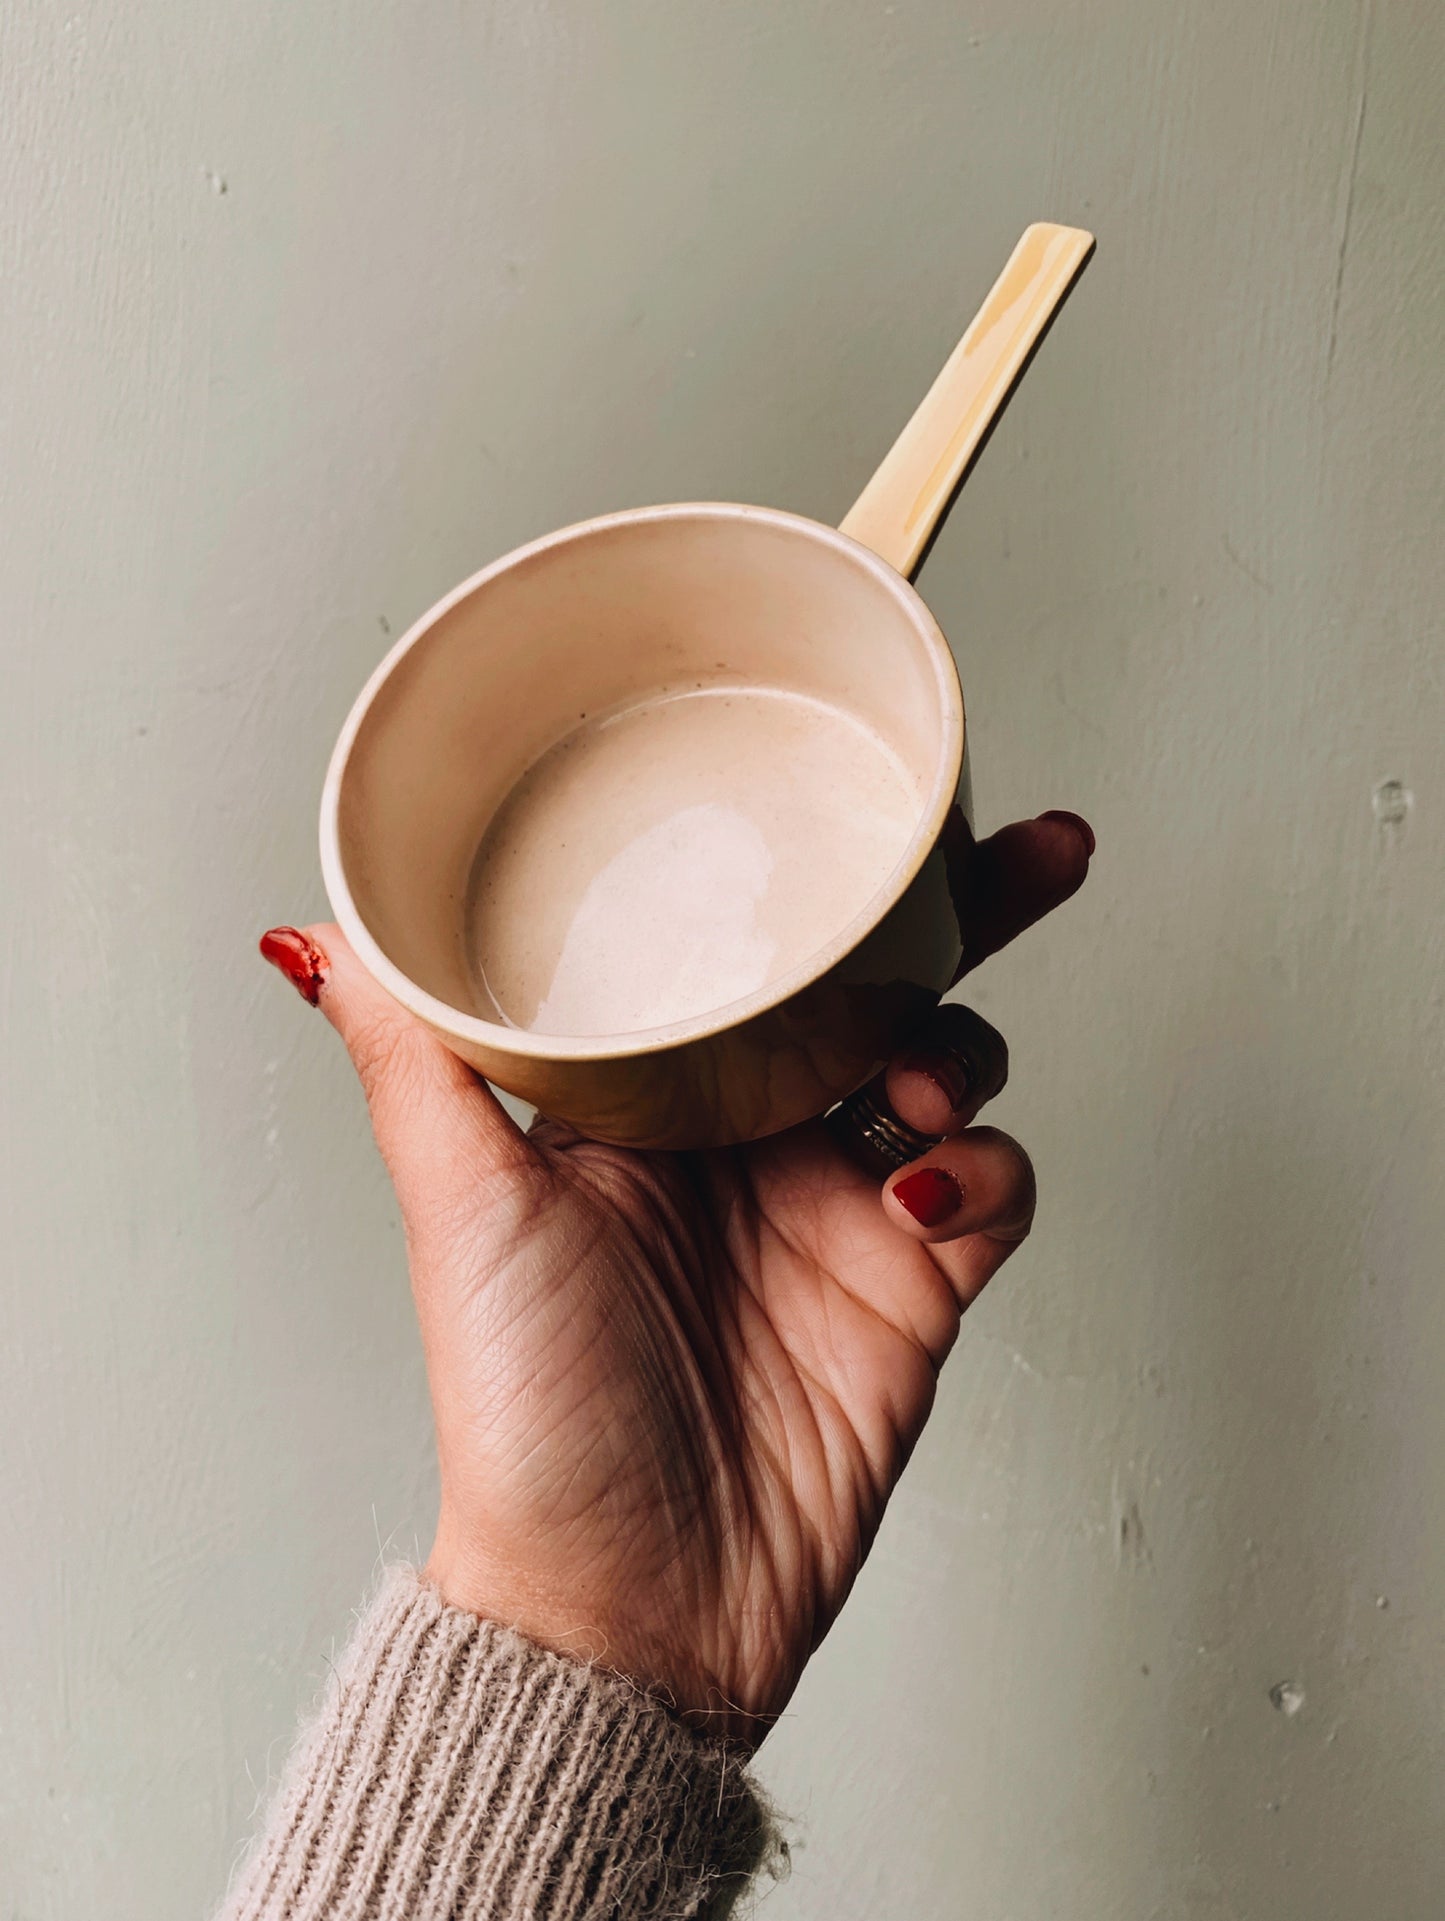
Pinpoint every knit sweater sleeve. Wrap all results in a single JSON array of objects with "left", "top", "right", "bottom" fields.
[{"left": 216, "top": 1566, "right": 779, "bottom": 1921}]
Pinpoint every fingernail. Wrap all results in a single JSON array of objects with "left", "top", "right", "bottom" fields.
[
  {"left": 259, "top": 926, "right": 328, "bottom": 1007},
  {"left": 897, "top": 1046, "right": 970, "bottom": 1114},
  {"left": 892, "top": 1166, "right": 964, "bottom": 1227},
  {"left": 1039, "top": 809, "right": 1096, "bottom": 858}
]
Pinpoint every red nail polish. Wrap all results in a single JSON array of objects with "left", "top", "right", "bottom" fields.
[
  {"left": 1039, "top": 810, "right": 1096, "bottom": 858},
  {"left": 899, "top": 1046, "right": 971, "bottom": 1114},
  {"left": 259, "top": 926, "right": 327, "bottom": 1007},
  {"left": 892, "top": 1166, "right": 963, "bottom": 1227}
]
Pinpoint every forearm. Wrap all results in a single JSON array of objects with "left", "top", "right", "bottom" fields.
[{"left": 218, "top": 1568, "right": 777, "bottom": 1921}]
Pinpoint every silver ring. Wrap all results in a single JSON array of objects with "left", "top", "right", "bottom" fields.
[{"left": 828, "top": 1084, "right": 939, "bottom": 1172}]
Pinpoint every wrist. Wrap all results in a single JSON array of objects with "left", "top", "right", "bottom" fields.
[{"left": 424, "top": 1533, "right": 769, "bottom": 1747}]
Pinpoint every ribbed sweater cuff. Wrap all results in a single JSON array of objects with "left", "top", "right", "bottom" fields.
[{"left": 219, "top": 1566, "right": 778, "bottom": 1920}]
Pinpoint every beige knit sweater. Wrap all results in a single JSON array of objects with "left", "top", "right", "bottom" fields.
[{"left": 218, "top": 1567, "right": 778, "bottom": 1920}]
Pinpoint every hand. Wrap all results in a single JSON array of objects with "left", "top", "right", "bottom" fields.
[{"left": 260, "top": 810, "right": 1091, "bottom": 1743}]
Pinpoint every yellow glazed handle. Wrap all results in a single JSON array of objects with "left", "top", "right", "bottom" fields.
[{"left": 841, "top": 222, "right": 1095, "bottom": 580}]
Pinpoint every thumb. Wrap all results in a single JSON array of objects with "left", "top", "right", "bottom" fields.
[{"left": 258, "top": 923, "right": 537, "bottom": 1226}]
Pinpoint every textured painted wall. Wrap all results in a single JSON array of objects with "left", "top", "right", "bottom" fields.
[{"left": 2, "top": 3, "right": 1441, "bottom": 1916}]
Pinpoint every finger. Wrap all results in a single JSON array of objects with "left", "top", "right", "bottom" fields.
[
  {"left": 825, "top": 1003, "right": 1008, "bottom": 1175},
  {"left": 945, "top": 810, "right": 1094, "bottom": 980},
  {"left": 882, "top": 1126, "right": 1036, "bottom": 1309},
  {"left": 258, "top": 924, "right": 538, "bottom": 1222},
  {"left": 883, "top": 1001, "right": 1009, "bottom": 1137}
]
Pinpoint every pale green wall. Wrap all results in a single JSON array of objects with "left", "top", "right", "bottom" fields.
[{"left": 2, "top": 4, "right": 1442, "bottom": 1916}]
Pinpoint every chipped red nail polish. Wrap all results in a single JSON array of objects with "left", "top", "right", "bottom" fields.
[
  {"left": 1039, "top": 810, "right": 1096, "bottom": 858},
  {"left": 892, "top": 1166, "right": 963, "bottom": 1227},
  {"left": 259, "top": 926, "right": 327, "bottom": 1007}
]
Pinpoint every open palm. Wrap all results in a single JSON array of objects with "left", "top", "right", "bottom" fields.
[{"left": 263, "top": 811, "right": 1090, "bottom": 1744}]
